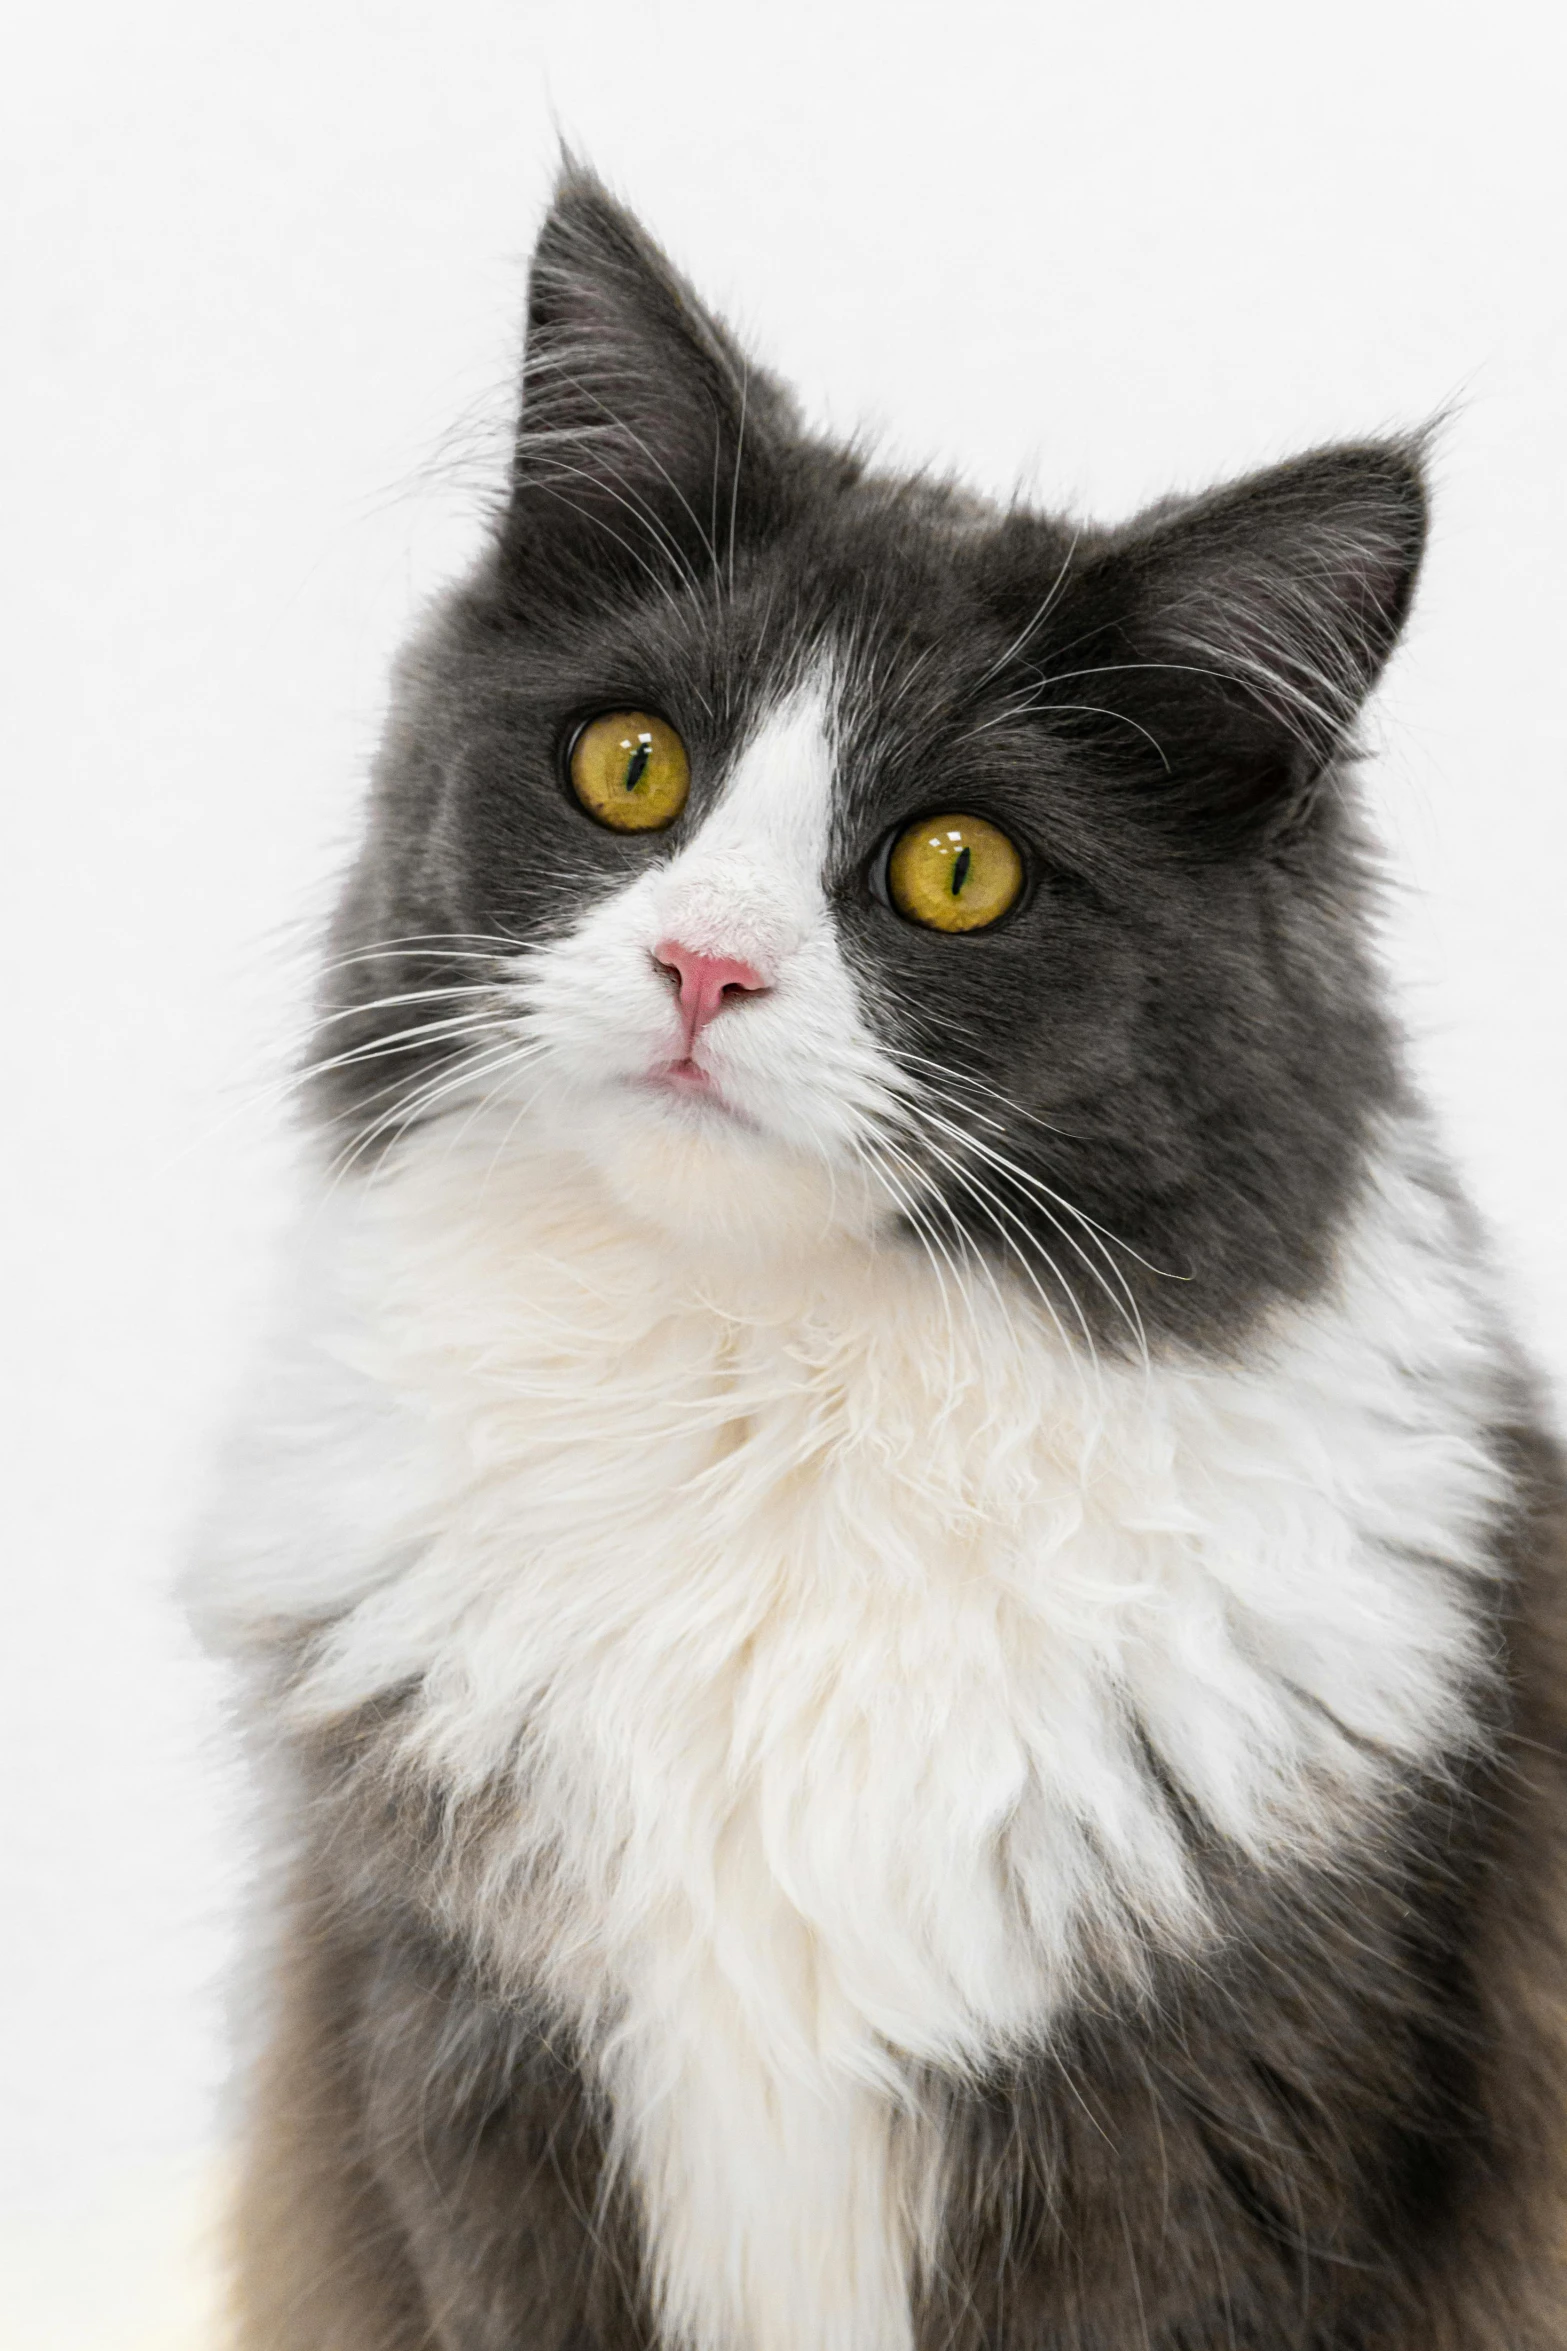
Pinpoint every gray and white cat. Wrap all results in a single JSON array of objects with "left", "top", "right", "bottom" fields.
[{"left": 190, "top": 164, "right": 1567, "bottom": 2350}]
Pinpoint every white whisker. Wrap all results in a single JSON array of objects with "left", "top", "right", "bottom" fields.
[
  {"left": 890, "top": 1053, "right": 1184, "bottom": 1281},
  {"left": 326, "top": 1038, "right": 550, "bottom": 1198},
  {"left": 886, "top": 1110, "right": 1100, "bottom": 1382},
  {"left": 901, "top": 1095, "right": 1150, "bottom": 1368}
]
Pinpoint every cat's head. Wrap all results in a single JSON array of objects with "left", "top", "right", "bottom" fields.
[{"left": 315, "top": 162, "right": 1426, "bottom": 1348}]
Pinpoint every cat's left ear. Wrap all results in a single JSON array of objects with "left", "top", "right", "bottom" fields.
[
  {"left": 995, "top": 442, "right": 1429, "bottom": 846},
  {"left": 497, "top": 161, "right": 797, "bottom": 615}
]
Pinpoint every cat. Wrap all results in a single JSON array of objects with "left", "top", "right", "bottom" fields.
[{"left": 188, "top": 161, "right": 1567, "bottom": 2350}]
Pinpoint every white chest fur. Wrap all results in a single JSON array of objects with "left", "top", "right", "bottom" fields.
[{"left": 197, "top": 1121, "right": 1506, "bottom": 2351}]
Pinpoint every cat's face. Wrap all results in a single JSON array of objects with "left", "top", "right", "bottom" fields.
[{"left": 317, "top": 167, "right": 1425, "bottom": 1347}]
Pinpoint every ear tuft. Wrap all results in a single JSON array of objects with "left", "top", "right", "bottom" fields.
[
  {"left": 500, "top": 162, "right": 797, "bottom": 614},
  {"left": 1008, "top": 440, "right": 1430, "bottom": 846},
  {"left": 1131, "top": 442, "right": 1428, "bottom": 755}
]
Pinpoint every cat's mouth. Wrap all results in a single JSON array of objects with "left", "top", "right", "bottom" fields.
[
  {"left": 639, "top": 1057, "right": 757, "bottom": 1129},
  {"left": 644, "top": 1056, "right": 728, "bottom": 1103}
]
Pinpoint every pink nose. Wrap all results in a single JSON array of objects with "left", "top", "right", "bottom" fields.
[{"left": 654, "top": 939, "right": 769, "bottom": 1050}]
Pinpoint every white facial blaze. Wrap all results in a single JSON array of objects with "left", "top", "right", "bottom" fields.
[
  {"left": 652, "top": 682, "right": 837, "bottom": 973},
  {"left": 504, "top": 674, "right": 903, "bottom": 1247}
]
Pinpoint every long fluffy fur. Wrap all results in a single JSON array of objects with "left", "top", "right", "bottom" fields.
[{"left": 193, "top": 165, "right": 1567, "bottom": 2350}]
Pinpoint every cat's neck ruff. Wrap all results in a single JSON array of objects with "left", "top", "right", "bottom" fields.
[
  {"left": 200, "top": 1110, "right": 1508, "bottom": 2351},
  {"left": 210, "top": 1107, "right": 1509, "bottom": 1880}
]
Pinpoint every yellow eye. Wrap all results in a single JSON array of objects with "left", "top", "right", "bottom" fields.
[
  {"left": 568, "top": 710, "right": 690, "bottom": 831},
  {"left": 886, "top": 813, "right": 1024, "bottom": 932}
]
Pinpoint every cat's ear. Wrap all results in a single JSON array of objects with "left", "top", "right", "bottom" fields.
[
  {"left": 497, "top": 161, "right": 797, "bottom": 614},
  {"left": 1000, "top": 444, "right": 1428, "bottom": 846}
]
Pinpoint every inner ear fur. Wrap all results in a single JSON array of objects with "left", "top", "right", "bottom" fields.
[
  {"left": 994, "top": 442, "right": 1429, "bottom": 848},
  {"left": 498, "top": 161, "right": 799, "bottom": 617}
]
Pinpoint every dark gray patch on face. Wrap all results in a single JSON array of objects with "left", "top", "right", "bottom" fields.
[{"left": 314, "top": 162, "right": 1426, "bottom": 1353}]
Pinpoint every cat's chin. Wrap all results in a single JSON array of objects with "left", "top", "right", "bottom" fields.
[{"left": 569, "top": 1089, "right": 882, "bottom": 1262}]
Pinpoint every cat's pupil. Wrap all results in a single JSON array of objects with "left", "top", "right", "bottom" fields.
[
  {"left": 623, "top": 738, "right": 653, "bottom": 793},
  {"left": 951, "top": 846, "right": 972, "bottom": 897}
]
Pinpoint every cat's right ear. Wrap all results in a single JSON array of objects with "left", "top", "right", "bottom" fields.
[{"left": 496, "top": 162, "right": 797, "bottom": 617}]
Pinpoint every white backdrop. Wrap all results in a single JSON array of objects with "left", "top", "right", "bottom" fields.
[{"left": 4, "top": 2, "right": 1564, "bottom": 2340}]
